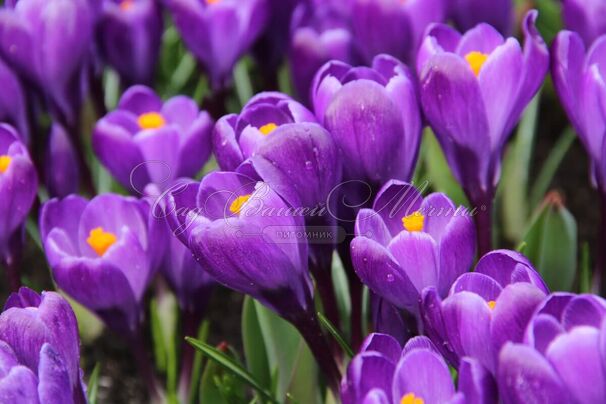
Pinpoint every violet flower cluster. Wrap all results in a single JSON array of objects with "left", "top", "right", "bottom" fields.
[{"left": 0, "top": 0, "right": 605, "bottom": 402}]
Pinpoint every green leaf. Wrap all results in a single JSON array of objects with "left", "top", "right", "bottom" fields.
[
  {"left": 234, "top": 58, "right": 254, "bottom": 107},
  {"left": 529, "top": 127, "right": 576, "bottom": 210},
  {"left": 522, "top": 193, "right": 578, "bottom": 291},
  {"left": 61, "top": 293, "right": 103, "bottom": 344},
  {"left": 317, "top": 311, "right": 354, "bottom": 358},
  {"left": 331, "top": 252, "right": 350, "bottom": 335},
  {"left": 86, "top": 363, "right": 101, "bottom": 404},
  {"left": 500, "top": 93, "right": 540, "bottom": 242},
  {"left": 241, "top": 296, "right": 271, "bottom": 390},
  {"left": 186, "top": 338, "right": 277, "bottom": 403},
  {"left": 188, "top": 321, "right": 210, "bottom": 404},
  {"left": 579, "top": 243, "right": 592, "bottom": 294},
  {"left": 284, "top": 338, "right": 321, "bottom": 404},
  {"left": 421, "top": 129, "right": 467, "bottom": 206}
]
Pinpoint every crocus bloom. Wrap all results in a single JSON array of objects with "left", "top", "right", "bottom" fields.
[
  {"left": 421, "top": 250, "right": 549, "bottom": 371},
  {"left": 498, "top": 293, "right": 606, "bottom": 403},
  {"left": 351, "top": 181, "right": 475, "bottom": 313},
  {"left": 0, "top": 0, "right": 94, "bottom": 124},
  {"left": 351, "top": 0, "right": 446, "bottom": 64},
  {"left": 97, "top": 0, "right": 163, "bottom": 86},
  {"left": 552, "top": 31, "right": 606, "bottom": 190},
  {"left": 0, "top": 125, "right": 37, "bottom": 258},
  {"left": 40, "top": 193, "right": 163, "bottom": 335},
  {"left": 0, "top": 287, "right": 86, "bottom": 403},
  {"left": 341, "top": 333, "right": 497, "bottom": 404},
  {"left": 417, "top": 10, "right": 549, "bottom": 254},
  {"left": 93, "top": 85, "right": 214, "bottom": 192},
  {"left": 45, "top": 124, "right": 80, "bottom": 198},
  {"left": 449, "top": 0, "right": 513, "bottom": 36},
  {"left": 213, "top": 92, "right": 317, "bottom": 171},
  {"left": 167, "top": 0, "right": 268, "bottom": 88},
  {"left": 288, "top": 3, "right": 357, "bottom": 105},
  {"left": 312, "top": 55, "right": 422, "bottom": 187},
  {"left": 0, "top": 59, "right": 28, "bottom": 143},
  {"left": 561, "top": 0, "right": 606, "bottom": 46}
]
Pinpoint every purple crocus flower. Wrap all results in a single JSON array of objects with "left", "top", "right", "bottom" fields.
[
  {"left": 421, "top": 250, "right": 549, "bottom": 372},
  {"left": 39, "top": 193, "right": 163, "bottom": 336},
  {"left": 0, "top": 288, "right": 86, "bottom": 403},
  {"left": 0, "top": 0, "right": 94, "bottom": 125},
  {"left": 213, "top": 92, "right": 317, "bottom": 171},
  {"left": 350, "top": 0, "right": 446, "bottom": 64},
  {"left": 351, "top": 181, "right": 476, "bottom": 313},
  {"left": 45, "top": 123, "right": 80, "bottom": 198},
  {"left": 416, "top": 10, "right": 549, "bottom": 255},
  {"left": 167, "top": 0, "right": 269, "bottom": 88},
  {"left": 561, "top": 0, "right": 606, "bottom": 47},
  {"left": 312, "top": 55, "right": 422, "bottom": 188},
  {"left": 498, "top": 293, "right": 606, "bottom": 403},
  {"left": 0, "top": 59, "right": 28, "bottom": 143},
  {"left": 288, "top": 3, "right": 357, "bottom": 106},
  {"left": 341, "top": 333, "right": 497, "bottom": 404},
  {"left": 0, "top": 124, "right": 37, "bottom": 258},
  {"left": 93, "top": 85, "right": 214, "bottom": 193},
  {"left": 164, "top": 171, "right": 341, "bottom": 388},
  {"left": 448, "top": 0, "right": 513, "bottom": 36},
  {"left": 552, "top": 31, "right": 606, "bottom": 191},
  {"left": 97, "top": 0, "right": 163, "bottom": 86}
]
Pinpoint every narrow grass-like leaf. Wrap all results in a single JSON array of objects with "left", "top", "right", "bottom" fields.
[
  {"left": 87, "top": 363, "right": 101, "bottom": 404},
  {"left": 185, "top": 337, "right": 278, "bottom": 403},
  {"left": 529, "top": 127, "right": 576, "bottom": 210},
  {"left": 317, "top": 312, "right": 354, "bottom": 358},
  {"left": 188, "top": 320, "right": 210, "bottom": 404},
  {"left": 579, "top": 242, "right": 591, "bottom": 293}
]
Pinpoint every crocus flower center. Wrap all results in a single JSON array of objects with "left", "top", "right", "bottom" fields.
[
  {"left": 206, "top": 0, "right": 221, "bottom": 4},
  {"left": 87, "top": 227, "right": 118, "bottom": 256},
  {"left": 138, "top": 112, "right": 166, "bottom": 130},
  {"left": 487, "top": 300, "right": 496, "bottom": 309},
  {"left": 229, "top": 194, "right": 251, "bottom": 215},
  {"left": 259, "top": 123, "right": 278, "bottom": 135},
  {"left": 119, "top": 0, "right": 134, "bottom": 10},
  {"left": 0, "top": 155, "right": 11, "bottom": 173},
  {"left": 464, "top": 51, "right": 489, "bottom": 76},
  {"left": 401, "top": 393, "right": 424, "bottom": 404},
  {"left": 402, "top": 211, "right": 424, "bottom": 232}
]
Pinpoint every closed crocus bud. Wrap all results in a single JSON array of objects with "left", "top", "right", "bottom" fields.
[
  {"left": 312, "top": 55, "right": 422, "bottom": 188},
  {"left": 289, "top": 3, "right": 357, "bottom": 106},
  {"left": 0, "top": 125, "right": 37, "bottom": 258},
  {"left": 417, "top": 10, "right": 549, "bottom": 255},
  {"left": 213, "top": 92, "right": 317, "bottom": 171},
  {"left": 552, "top": 31, "right": 606, "bottom": 191},
  {"left": 421, "top": 250, "right": 549, "bottom": 372},
  {"left": 39, "top": 194, "right": 160, "bottom": 336},
  {"left": 45, "top": 123, "right": 80, "bottom": 198},
  {"left": 562, "top": 0, "right": 606, "bottom": 46},
  {"left": 351, "top": 181, "right": 475, "bottom": 313},
  {"left": 351, "top": 0, "right": 446, "bottom": 64},
  {"left": 167, "top": 0, "right": 269, "bottom": 88},
  {"left": 499, "top": 293, "right": 606, "bottom": 403},
  {"left": 165, "top": 171, "right": 341, "bottom": 389},
  {"left": 449, "top": 0, "right": 513, "bottom": 36},
  {"left": 97, "top": 0, "right": 163, "bottom": 86},
  {"left": 341, "top": 333, "right": 496, "bottom": 404},
  {"left": 93, "top": 85, "right": 214, "bottom": 193},
  {"left": 0, "top": 0, "right": 94, "bottom": 125},
  {"left": 0, "top": 59, "right": 28, "bottom": 143},
  {"left": 0, "top": 288, "right": 86, "bottom": 403}
]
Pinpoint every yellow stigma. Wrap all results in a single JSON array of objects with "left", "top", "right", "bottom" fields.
[
  {"left": 401, "top": 393, "right": 424, "bottom": 404},
  {"left": 402, "top": 211, "right": 424, "bottom": 232},
  {"left": 86, "top": 227, "right": 118, "bottom": 256},
  {"left": 0, "top": 155, "right": 11, "bottom": 173},
  {"left": 465, "top": 51, "right": 489, "bottom": 76},
  {"left": 487, "top": 300, "right": 496, "bottom": 310},
  {"left": 229, "top": 194, "right": 251, "bottom": 215},
  {"left": 259, "top": 123, "right": 278, "bottom": 135},
  {"left": 138, "top": 112, "right": 166, "bottom": 130},
  {"left": 119, "top": 0, "right": 134, "bottom": 10},
  {"left": 206, "top": 0, "right": 221, "bottom": 4}
]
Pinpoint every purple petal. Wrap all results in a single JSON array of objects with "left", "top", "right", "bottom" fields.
[
  {"left": 525, "top": 314, "right": 565, "bottom": 355},
  {"left": 354, "top": 209, "right": 392, "bottom": 246},
  {"left": 178, "top": 111, "right": 214, "bottom": 178},
  {"left": 212, "top": 114, "right": 243, "bottom": 171},
  {"left": 118, "top": 85, "right": 163, "bottom": 114},
  {"left": 341, "top": 352, "right": 395, "bottom": 404},
  {"left": 455, "top": 23, "right": 504, "bottom": 57},
  {"left": 0, "top": 365, "right": 39, "bottom": 403},
  {"left": 387, "top": 231, "right": 438, "bottom": 294},
  {"left": 37, "top": 344, "right": 72, "bottom": 404},
  {"left": 360, "top": 333, "right": 401, "bottom": 363},
  {"left": 401, "top": 336, "right": 439, "bottom": 357},
  {"left": 458, "top": 357, "right": 497, "bottom": 404},
  {"left": 449, "top": 273, "right": 502, "bottom": 301},
  {"left": 372, "top": 180, "right": 423, "bottom": 237},
  {"left": 561, "top": 294, "right": 606, "bottom": 330}
]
